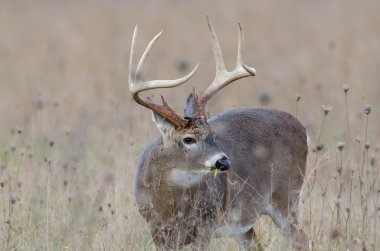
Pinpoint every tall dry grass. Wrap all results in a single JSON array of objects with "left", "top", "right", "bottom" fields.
[{"left": 0, "top": 0, "right": 379, "bottom": 250}]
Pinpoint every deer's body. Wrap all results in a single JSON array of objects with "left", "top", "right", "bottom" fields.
[
  {"left": 136, "top": 108, "right": 307, "bottom": 249},
  {"left": 129, "top": 17, "right": 308, "bottom": 250}
]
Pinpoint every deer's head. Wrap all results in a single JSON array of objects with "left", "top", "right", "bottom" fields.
[{"left": 129, "top": 17, "right": 256, "bottom": 173}]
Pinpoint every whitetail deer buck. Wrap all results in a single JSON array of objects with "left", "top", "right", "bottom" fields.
[{"left": 129, "top": 18, "right": 308, "bottom": 250}]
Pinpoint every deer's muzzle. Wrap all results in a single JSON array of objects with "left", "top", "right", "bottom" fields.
[{"left": 215, "top": 156, "right": 231, "bottom": 171}]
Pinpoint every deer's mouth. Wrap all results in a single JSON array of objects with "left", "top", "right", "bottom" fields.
[{"left": 210, "top": 168, "right": 223, "bottom": 176}]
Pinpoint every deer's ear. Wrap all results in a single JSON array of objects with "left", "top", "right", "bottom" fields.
[
  {"left": 184, "top": 93, "right": 196, "bottom": 118},
  {"left": 152, "top": 112, "right": 175, "bottom": 138}
]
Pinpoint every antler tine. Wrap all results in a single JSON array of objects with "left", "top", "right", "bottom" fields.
[
  {"left": 200, "top": 18, "right": 256, "bottom": 108},
  {"left": 237, "top": 22, "right": 256, "bottom": 76},
  {"left": 128, "top": 25, "right": 199, "bottom": 128},
  {"left": 207, "top": 16, "right": 226, "bottom": 76},
  {"left": 135, "top": 30, "right": 163, "bottom": 83},
  {"left": 128, "top": 25, "right": 138, "bottom": 87}
]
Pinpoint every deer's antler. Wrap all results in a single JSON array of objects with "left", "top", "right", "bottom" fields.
[
  {"left": 129, "top": 25, "right": 199, "bottom": 128},
  {"left": 199, "top": 17, "right": 256, "bottom": 115}
]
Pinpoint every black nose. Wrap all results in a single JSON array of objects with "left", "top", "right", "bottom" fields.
[{"left": 215, "top": 156, "right": 231, "bottom": 171}]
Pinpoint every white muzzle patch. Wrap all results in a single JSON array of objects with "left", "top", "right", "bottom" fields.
[{"left": 203, "top": 153, "right": 228, "bottom": 168}]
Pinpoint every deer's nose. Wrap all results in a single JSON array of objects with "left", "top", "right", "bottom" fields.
[{"left": 215, "top": 156, "right": 231, "bottom": 171}]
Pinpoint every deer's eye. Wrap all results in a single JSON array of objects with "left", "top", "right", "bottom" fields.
[{"left": 183, "top": 137, "right": 196, "bottom": 145}]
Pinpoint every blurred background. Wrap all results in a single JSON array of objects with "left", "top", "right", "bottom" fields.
[{"left": 0, "top": 0, "right": 379, "bottom": 250}]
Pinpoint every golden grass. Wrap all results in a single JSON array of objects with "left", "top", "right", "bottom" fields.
[{"left": 0, "top": 0, "right": 379, "bottom": 250}]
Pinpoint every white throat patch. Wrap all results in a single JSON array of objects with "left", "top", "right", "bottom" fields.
[{"left": 170, "top": 169, "right": 209, "bottom": 188}]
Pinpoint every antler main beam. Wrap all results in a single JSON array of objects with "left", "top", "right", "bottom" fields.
[
  {"left": 200, "top": 17, "right": 256, "bottom": 110},
  {"left": 129, "top": 25, "right": 199, "bottom": 128}
]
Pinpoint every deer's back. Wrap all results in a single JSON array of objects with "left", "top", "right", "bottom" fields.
[{"left": 209, "top": 108, "right": 307, "bottom": 152}]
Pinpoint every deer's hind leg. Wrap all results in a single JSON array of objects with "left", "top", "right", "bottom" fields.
[{"left": 265, "top": 183, "right": 307, "bottom": 249}]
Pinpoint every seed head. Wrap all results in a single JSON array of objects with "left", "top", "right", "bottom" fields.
[
  {"left": 337, "top": 142, "right": 345, "bottom": 151},
  {"left": 296, "top": 95, "right": 302, "bottom": 102},
  {"left": 316, "top": 144, "right": 324, "bottom": 152},
  {"left": 321, "top": 105, "right": 334, "bottom": 115},
  {"left": 355, "top": 136, "right": 361, "bottom": 144},
  {"left": 342, "top": 84, "right": 350, "bottom": 94},
  {"left": 350, "top": 168, "right": 355, "bottom": 177},
  {"left": 365, "top": 142, "right": 371, "bottom": 150},
  {"left": 10, "top": 194, "right": 17, "bottom": 204},
  {"left": 330, "top": 228, "right": 341, "bottom": 240},
  {"left": 334, "top": 198, "right": 342, "bottom": 208},
  {"left": 337, "top": 167, "right": 342, "bottom": 174},
  {"left": 369, "top": 155, "right": 376, "bottom": 167},
  {"left": 364, "top": 104, "right": 371, "bottom": 115}
]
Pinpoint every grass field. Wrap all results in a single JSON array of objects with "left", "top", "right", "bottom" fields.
[{"left": 0, "top": 0, "right": 379, "bottom": 250}]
